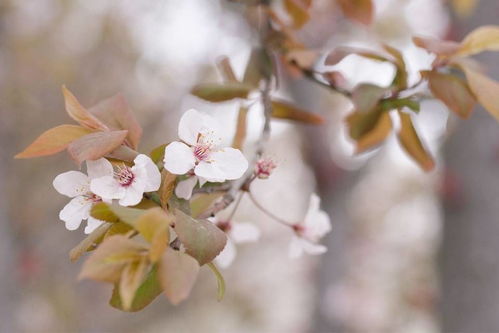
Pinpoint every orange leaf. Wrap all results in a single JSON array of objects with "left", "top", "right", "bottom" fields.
[
  {"left": 62, "top": 86, "right": 108, "bottom": 131},
  {"left": 337, "top": 0, "right": 374, "bottom": 25},
  {"left": 412, "top": 36, "right": 460, "bottom": 56},
  {"left": 284, "top": 0, "right": 311, "bottom": 29},
  {"left": 457, "top": 25, "right": 499, "bottom": 57},
  {"left": 350, "top": 111, "right": 392, "bottom": 153},
  {"left": 67, "top": 130, "right": 128, "bottom": 165},
  {"left": 271, "top": 100, "right": 324, "bottom": 124}
]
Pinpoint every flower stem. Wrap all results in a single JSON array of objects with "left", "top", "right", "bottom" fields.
[{"left": 248, "top": 191, "right": 294, "bottom": 228}]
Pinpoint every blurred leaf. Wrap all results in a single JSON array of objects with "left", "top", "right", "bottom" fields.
[
  {"left": 284, "top": 0, "right": 311, "bottom": 29},
  {"left": 217, "top": 56, "right": 238, "bottom": 83},
  {"left": 79, "top": 235, "right": 147, "bottom": 283},
  {"left": 67, "top": 130, "right": 128, "bottom": 166},
  {"left": 150, "top": 143, "right": 167, "bottom": 165},
  {"left": 119, "top": 257, "right": 148, "bottom": 311},
  {"left": 174, "top": 209, "right": 227, "bottom": 265},
  {"left": 349, "top": 111, "right": 392, "bottom": 153},
  {"left": 62, "top": 86, "right": 108, "bottom": 131},
  {"left": 325, "top": 47, "right": 390, "bottom": 66},
  {"left": 232, "top": 106, "right": 249, "bottom": 149},
  {"left": 452, "top": 0, "right": 479, "bottom": 17},
  {"left": 459, "top": 60, "right": 499, "bottom": 122},
  {"left": 190, "top": 192, "right": 224, "bottom": 218},
  {"left": 91, "top": 202, "right": 120, "bottom": 223},
  {"left": 397, "top": 111, "right": 435, "bottom": 172},
  {"left": 286, "top": 49, "right": 319, "bottom": 69},
  {"left": 383, "top": 44, "right": 408, "bottom": 90},
  {"left": 159, "top": 247, "right": 200, "bottom": 305},
  {"left": 427, "top": 71, "right": 475, "bottom": 118},
  {"left": 337, "top": 0, "right": 374, "bottom": 25},
  {"left": 457, "top": 25, "right": 499, "bottom": 57},
  {"left": 89, "top": 94, "right": 143, "bottom": 150},
  {"left": 346, "top": 108, "right": 382, "bottom": 140},
  {"left": 159, "top": 170, "right": 177, "bottom": 209},
  {"left": 380, "top": 98, "right": 420, "bottom": 113},
  {"left": 69, "top": 223, "right": 112, "bottom": 262},
  {"left": 412, "top": 36, "right": 460, "bottom": 56},
  {"left": 110, "top": 266, "right": 163, "bottom": 312},
  {"left": 15, "top": 125, "right": 94, "bottom": 159},
  {"left": 207, "top": 262, "right": 225, "bottom": 301},
  {"left": 109, "top": 203, "right": 146, "bottom": 227},
  {"left": 271, "top": 100, "right": 324, "bottom": 124},
  {"left": 191, "top": 83, "right": 253, "bottom": 102},
  {"left": 105, "top": 222, "right": 134, "bottom": 239},
  {"left": 352, "top": 84, "right": 387, "bottom": 112},
  {"left": 135, "top": 208, "right": 172, "bottom": 263},
  {"left": 243, "top": 48, "right": 272, "bottom": 87}
]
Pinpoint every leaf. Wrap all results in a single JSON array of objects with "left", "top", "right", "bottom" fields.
[
  {"left": 217, "top": 57, "right": 238, "bottom": 83},
  {"left": 15, "top": 125, "right": 94, "bottom": 159},
  {"left": 383, "top": 44, "right": 408, "bottom": 90},
  {"left": 232, "top": 106, "right": 249, "bottom": 149},
  {"left": 351, "top": 84, "right": 387, "bottom": 113},
  {"left": 109, "top": 203, "right": 146, "bottom": 227},
  {"left": 412, "top": 36, "right": 460, "bottom": 56},
  {"left": 284, "top": 0, "right": 311, "bottom": 29},
  {"left": 207, "top": 262, "right": 226, "bottom": 301},
  {"left": 427, "top": 71, "right": 475, "bottom": 118},
  {"left": 191, "top": 83, "right": 253, "bottom": 102},
  {"left": 459, "top": 60, "right": 499, "bottom": 122},
  {"left": 452, "top": 0, "right": 479, "bottom": 17},
  {"left": 271, "top": 100, "right": 324, "bottom": 124},
  {"left": 173, "top": 209, "right": 227, "bottom": 265},
  {"left": 397, "top": 111, "right": 435, "bottom": 172},
  {"left": 90, "top": 203, "right": 120, "bottom": 223},
  {"left": 325, "top": 47, "right": 390, "bottom": 66},
  {"left": 62, "top": 86, "right": 108, "bottom": 131},
  {"left": 150, "top": 143, "right": 167, "bottom": 164},
  {"left": 119, "top": 257, "right": 149, "bottom": 311},
  {"left": 69, "top": 223, "right": 112, "bottom": 262},
  {"left": 67, "top": 130, "right": 128, "bottom": 166},
  {"left": 159, "top": 248, "right": 200, "bottom": 305},
  {"left": 135, "top": 208, "right": 172, "bottom": 263},
  {"left": 105, "top": 222, "right": 134, "bottom": 239},
  {"left": 110, "top": 265, "right": 163, "bottom": 312},
  {"left": 190, "top": 192, "right": 224, "bottom": 218},
  {"left": 243, "top": 48, "right": 272, "bottom": 87},
  {"left": 337, "top": 0, "right": 374, "bottom": 25},
  {"left": 158, "top": 170, "right": 177, "bottom": 209},
  {"left": 457, "top": 25, "right": 499, "bottom": 57},
  {"left": 88, "top": 94, "right": 143, "bottom": 150},
  {"left": 79, "top": 235, "right": 147, "bottom": 283},
  {"left": 350, "top": 111, "right": 392, "bottom": 153}
]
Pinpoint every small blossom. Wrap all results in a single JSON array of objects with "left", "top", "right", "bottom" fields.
[
  {"left": 255, "top": 157, "right": 277, "bottom": 179},
  {"left": 289, "top": 193, "right": 332, "bottom": 258},
  {"left": 163, "top": 109, "right": 248, "bottom": 198},
  {"left": 90, "top": 154, "right": 161, "bottom": 207},
  {"left": 211, "top": 218, "right": 260, "bottom": 268},
  {"left": 53, "top": 159, "right": 111, "bottom": 234}
]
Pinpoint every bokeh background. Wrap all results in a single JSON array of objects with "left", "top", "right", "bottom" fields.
[{"left": 2, "top": 0, "right": 499, "bottom": 332}]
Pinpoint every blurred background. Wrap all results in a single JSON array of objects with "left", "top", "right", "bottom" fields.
[{"left": 2, "top": 0, "right": 499, "bottom": 332}]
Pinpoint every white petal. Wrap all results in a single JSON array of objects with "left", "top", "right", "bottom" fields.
[
  {"left": 305, "top": 210, "right": 332, "bottom": 241},
  {"left": 198, "top": 177, "right": 208, "bottom": 187},
  {"left": 175, "top": 176, "right": 198, "bottom": 200},
  {"left": 59, "top": 196, "right": 91, "bottom": 231},
  {"left": 288, "top": 236, "right": 304, "bottom": 259},
  {"left": 215, "top": 239, "right": 236, "bottom": 269},
  {"left": 86, "top": 158, "right": 114, "bottom": 179},
  {"left": 207, "top": 148, "right": 249, "bottom": 180},
  {"left": 289, "top": 236, "right": 327, "bottom": 259},
  {"left": 85, "top": 216, "right": 104, "bottom": 234},
  {"left": 178, "top": 109, "right": 220, "bottom": 145},
  {"left": 230, "top": 223, "right": 260, "bottom": 244},
  {"left": 53, "top": 171, "right": 90, "bottom": 198},
  {"left": 301, "top": 239, "right": 328, "bottom": 255},
  {"left": 133, "top": 154, "right": 161, "bottom": 192},
  {"left": 90, "top": 176, "right": 123, "bottom": 201},
  {"left": 164, "top": 141, "right": 196, "bottom": 175},
  {"left": 119, "top": 181, "right": 146, "bottom": 206},
  {"left": 194, "top": 161, "right": 226, "bottom": 182}
]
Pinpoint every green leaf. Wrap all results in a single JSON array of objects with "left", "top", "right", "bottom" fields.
[
  {"left": 348, "top": 111, "right": 392, "bottom": 153},
  {"left": 90, "top": 202, "right": 120, "bottom": 223},
  {"left": 383, "top": 44, "right": 408, "bottom": 90},
  {"left": 150, "top": 143, "right": 167, "bottom": 164},
  {"left": 134, "top": 208, "right": 172, "bottom": 263},
  {"left": 207, "top": 262, "right": 226, "bottom": 301},
  {"left": 110, "top": 265, "right": 163, "bottom": 312},
  {"left": 243, "top": 48, "right": 272, "bottom": 87},
  {"left": 15, "top": 125, "right": 94, "bottom": 159},
  {"left": 159, "top": 248, "right": 200, "bottom": 305},
  {"left": 271, "top": 100, "right": 324, "bottom": 124},
  {"left": 190, "top": 192, "right": 224, "bottom": 219},
  {"left": 109, "top": 203, "right": 146, "bottom": 227},
  {"left": 119, "top": 257, "right": 149, "bottom": 311},
  {"left": 173, "top": 209, "right": 227, "bottom": 265},
  {"left": 67, "top": 130, "right": 128, "bottom": 166},
  {"left": 69, "top": 222, "right": 112, "bottom": 262},
  {"left": 352, "top": 84, "right": 387, "bottom": 113},
  {"left": 191, "top": 83, "right": 253, "bottom": 102}
]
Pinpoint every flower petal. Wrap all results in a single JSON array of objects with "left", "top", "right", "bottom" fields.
[
  {"left": 215, "top": 239, "right": 236, "bottom": 269},
  {"left": 90, "top": 175, "right": 123, "bottom": 201},
  {"left": 86, "top": 158, "right": 114, "bottom": 179},
  {"left": 59, "top": 196, "right": 91, "bottom": 231},
  {"left": 85, "top": 216, "right": 104, "bottom": 234},
  {"left": 304, "top": 210, "right": 332, "bottom": 241},
  {"left": 175, "top": 176, "right": 198, "bottom": 200},
  {"left": 194, "top": 162, "right": 225, "bottom": 182},
  {"left": 195, "top": 148, "right": 248, "bottom": 181},
  {"left": 119, "top": 181, "right": 146, "bottom": 206},
  {"left": 133, "top": 154, "right": 161, "bottom": 192},
  {"left": 164, "top": 141, "right": 196, "bottom": 175},
  {"left": 230, "top": 223, "right": 260, "bottom": 244},
  {"left": 289, "top": 236, "right": 327, "bottom": 259},
  {"left": 178, "top": 109, "right": 220, "bottom": 145},
  {"left": 53, "top": 171, "right": 90, "bottom": 198}
]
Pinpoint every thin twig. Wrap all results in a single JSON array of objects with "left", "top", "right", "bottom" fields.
[{"left": 248, "top": 191, "right": 294, "bottom": 228}]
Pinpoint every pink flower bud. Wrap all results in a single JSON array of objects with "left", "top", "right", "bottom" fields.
[{"left": 255, "top": 158, "right": 276, "bottom": 179}]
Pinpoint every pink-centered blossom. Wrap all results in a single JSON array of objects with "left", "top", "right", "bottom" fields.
[
  {"left": 90, "top": 154, "right": 161, "bottom": 207},
  {"left": 163, "top": 109, "right": 248, "bottom": 199},
  {"left": 53, "top": 159, "right": 111, "bottom": 234},
  {"left": 289, "top": 193, "right": 332, "bottom": 258}
]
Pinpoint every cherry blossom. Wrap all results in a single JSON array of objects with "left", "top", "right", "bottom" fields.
[
  {"left": 289, "top": 193, "right": 332, "bottom": 258},
  {"left": 90, "top": 154, "right": 161, "bottom": 206},
  {"left": 255, "top": 157, "right": 277, "bottom": 179},
  {"left": 53, "top": 159, "right": 112, "bottom": 234},
  {"left": 163, "top": 109, "right": 248, "bottom": 198},
  {"left": 212, "top": 219, "right": 260, "bottom": 268}
]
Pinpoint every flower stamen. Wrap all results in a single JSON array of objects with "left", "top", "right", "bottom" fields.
[{"left": 114, "top": 165, "right": 135, "bottom": 187}]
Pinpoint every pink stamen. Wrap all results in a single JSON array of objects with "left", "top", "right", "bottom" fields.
[
  {"left": 194, "top": 144, "right": 211, "bottom": 161},
  {"left": 84, "top": 192, "right": 102, "bottom": 203},
  {"left": 114, "top": 165, "right": 135, "bottom": 187}
]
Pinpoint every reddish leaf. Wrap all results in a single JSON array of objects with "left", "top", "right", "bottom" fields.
[
  {"left": 412, "top": 36, "right": 460, "bottom": 56},
  {"left": 158, "top": 170, "right": 177, "bottom": 209},
  {"left": 67, "top": 130, "right": 128, "bottom": 165},
  {"left": 337, "top": 0, "right": 374, "bottom": 25},
  {"left": 15, "top": 125, "right": 94, "bottom": 159},
  {"left": 62, "top": 86, "right": 108, "bottom": 130}
]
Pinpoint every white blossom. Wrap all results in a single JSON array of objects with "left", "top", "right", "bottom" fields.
[
  {"left": 289, "top": 193, "right": 332, "bottom": 258},
  {"left": 164, "top": 109, "right": 248, "bottom": 199},
  {"left": 52, "top": 159, "right": 111, "bottom": 234},
  {"left": 90, "top": 154, "right": 161, "bottom": 207}
]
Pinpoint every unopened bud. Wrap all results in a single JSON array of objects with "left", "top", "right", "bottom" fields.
[{"left": 255, "top": 158, "right": 276, "bottom": 179}]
